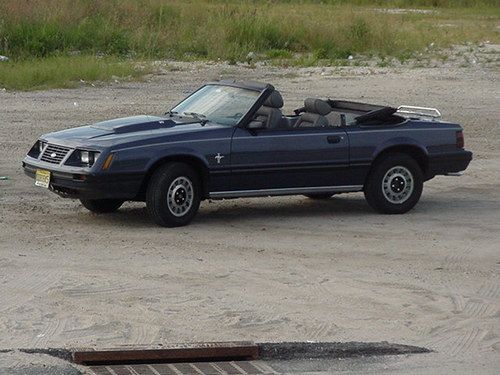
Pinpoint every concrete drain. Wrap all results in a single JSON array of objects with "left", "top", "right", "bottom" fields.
[
  {"left": 75, "top": 342, "right": 276, "bottom": 375},
  {"left": 70, "top": 341, "right": 429, "bottom": 375},
  {"left": 87, "top": 361, "right": 277, "bottom": 374}
]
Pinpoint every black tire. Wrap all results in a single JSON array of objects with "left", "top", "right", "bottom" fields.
[
  {"left": 146, "top": 162, "right": 201, "bottom": 227},
  {"left": 364, "top": 153, "right": 423, "bottom": 214},
  {"left": 304, "top": 193, "right": 335, "bottom": 200},
  {"left": 80, "top": 199, "right": 124, "bottom": 213}
]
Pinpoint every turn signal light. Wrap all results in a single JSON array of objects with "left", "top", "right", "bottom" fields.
[{"left": 102, "top": 154, "right": 114, "bottom": 170}]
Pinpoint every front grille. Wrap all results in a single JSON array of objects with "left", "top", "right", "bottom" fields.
[{"left": 40, "top": 144, "right": 72, "bottom": 164}]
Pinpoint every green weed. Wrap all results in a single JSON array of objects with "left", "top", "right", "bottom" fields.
[{"left": 0, "top": 55, "right": 149, "bottom": 90}]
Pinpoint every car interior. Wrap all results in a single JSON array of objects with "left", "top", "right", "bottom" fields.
[{"left": 253, "top": 89, "right": 404, "bottom": 129}]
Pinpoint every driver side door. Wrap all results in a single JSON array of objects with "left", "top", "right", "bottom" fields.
[{"left": 228, "top": 125, "right": 350, "bottom": 192}]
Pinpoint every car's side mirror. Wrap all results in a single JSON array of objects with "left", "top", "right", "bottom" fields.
[{"left": 247, "top": 120, "right": 265, "bottom": 130}]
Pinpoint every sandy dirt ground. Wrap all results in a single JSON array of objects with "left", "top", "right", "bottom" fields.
[{"left": 0, "top": 61, "right": 499, "bottom": 372}]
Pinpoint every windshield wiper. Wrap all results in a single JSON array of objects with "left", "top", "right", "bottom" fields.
[
  {"left": 165, "top": 110, "right": 178, "bottom": 117},
  {"left": 182, "top": 111, "right": 208, "bottom": 125}
]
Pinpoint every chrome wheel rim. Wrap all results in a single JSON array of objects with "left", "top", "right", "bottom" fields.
[
  {"left": 167, "top": 176, "right": 194, "bottom": 217},
  {"left": 382, "top": 166, "right": 414, "bottom": 204}
]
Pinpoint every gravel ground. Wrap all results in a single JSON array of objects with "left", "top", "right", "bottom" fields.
[{"left": 0, "top": 60, "right": 499, "bottom": 373}]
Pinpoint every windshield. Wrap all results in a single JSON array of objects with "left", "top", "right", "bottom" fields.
[{"left": 171, "top": 85, "right": 261, "bottom": 126}]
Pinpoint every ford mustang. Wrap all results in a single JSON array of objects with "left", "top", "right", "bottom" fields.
[{"left": 22, "top": 80, "right": 472, "bottom": 227}]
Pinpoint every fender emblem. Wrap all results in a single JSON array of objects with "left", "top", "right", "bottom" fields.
[{"left": 214, "top": 153, "right": 225, "bottom": 164}]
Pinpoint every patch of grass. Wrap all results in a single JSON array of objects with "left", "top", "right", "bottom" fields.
[
  {"left": 315, "top": 0, "right": 497, "bottom": 5},
  {"left": 0, "top": 0, "right": 498, "bottom": 89},
  {"left": 2, "top": 17, "right": 132, "bottom": 59},
  {"left": 288, "top": 54, "right": 320, "bottom": 67},
  {"left": 266, "top": 49, "right": 294, "bottom": 59},
  {"left": 1, "top": 0, "right": 497, "bottom": 62},
  {"left": 0, "top": 55, "right": 150, "bottom": 91},
  {"left": 377, "top": 57, "right": 391, "bottom": 67}
]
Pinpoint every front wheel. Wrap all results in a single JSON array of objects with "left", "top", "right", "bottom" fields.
[
  {"left": 80, "top": 199, "right": 124, "bottom": 213},
  {"left": 146, "top": 162, "right": 201, "bottom": 227},
  {"left": 364, "top": 153, "right": 423, "bottom": 214}
]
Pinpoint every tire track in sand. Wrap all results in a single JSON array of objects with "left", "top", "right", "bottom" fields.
[
  {"left": 31, "top": 316, "right": 68, "bottom": 348},
  {"left": 0, "top": 269, "right": 60, "bottom": 313},
  {"left": 443, "top": 247, "right": 474, "bottom": 273},
  {"left": 447, "top": 327, "right": 486, "bottom": 357},
  {"left": 295, "top": 320, "right": 339, "bottom": 340},
  {"left": 59, "top": 280, "right": 138, "bottom": 298},
  {"left": 426, "top": 277, "right": 500, "bottom": 356}
]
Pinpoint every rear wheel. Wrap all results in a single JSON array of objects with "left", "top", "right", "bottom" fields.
[
  {"left": 146, "top": 162, "right": 201, "bottom": 227},
  {"left": 304, "top": 193, "right": 335, "bottom": 200},
  {"left": 364, "top": 153, "right": 423, "bottom": 214},
  {"left": 80, "top": 199, "right": 124, "bottom": 213}
]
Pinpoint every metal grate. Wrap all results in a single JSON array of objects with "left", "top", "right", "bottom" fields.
[
  {"left": 40, "top": 143, "right": 71, "bottom": 164},
  {"left": 87, "top": 361, "right": 277, "bottom": 375}
]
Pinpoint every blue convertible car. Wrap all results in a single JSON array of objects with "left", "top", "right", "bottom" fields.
[{"left": 23, "top": 80, "right": 472, "bottom": 227}]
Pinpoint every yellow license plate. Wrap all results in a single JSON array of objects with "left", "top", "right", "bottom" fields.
[{"left": 35, "top": 169, "right": 51, "bottom": 188}]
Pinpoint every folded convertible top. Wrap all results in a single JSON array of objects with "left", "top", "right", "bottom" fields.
[{"left": 325, "top": 99, "right": 398, "bottom": 124}]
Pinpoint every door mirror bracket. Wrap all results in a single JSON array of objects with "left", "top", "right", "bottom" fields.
[{"left": 247, "top": 120, "right": 265, "bottom": 130}]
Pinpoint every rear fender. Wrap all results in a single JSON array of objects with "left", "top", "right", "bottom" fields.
[
  {"left": 372, "top": 137, "right": 428, "bottom": 160},
  {"left": 370, "top": 137, "right": 430, "bottom": 179}
]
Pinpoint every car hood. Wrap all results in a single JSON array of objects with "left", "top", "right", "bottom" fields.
[
  {"left": 41, "top": 115, "right": 226, "bottom": 149},
  {"left": 91, "top": 115, "right": 168, "bottom": 134}
]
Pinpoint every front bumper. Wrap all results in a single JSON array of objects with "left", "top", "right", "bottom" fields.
[
  {"left": 23, "top": 160, "right": 144, "bottom": 200},
  {"left": 427, "top": 150, "right": 473, "bottom": 178}
]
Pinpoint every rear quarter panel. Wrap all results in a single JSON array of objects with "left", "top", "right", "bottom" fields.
[{"left": 347, "top": 120, "right": 462, "bottom": 185}]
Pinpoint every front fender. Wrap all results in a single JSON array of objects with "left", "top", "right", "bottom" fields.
[
  {"left": 144, "top": 147, "right": 210, "bottom": 171},
  {"left": 143, "top": 147, "right": 212, "bottom": 199},
  {"left": 107, "top": 144, "right": 209, "bottom": 175}
]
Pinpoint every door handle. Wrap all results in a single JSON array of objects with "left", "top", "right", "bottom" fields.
[{"left": 327, "top": 135, "right": 342, "bottom": 144}]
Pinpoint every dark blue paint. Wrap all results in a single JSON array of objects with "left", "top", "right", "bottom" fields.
[{"left": 22, "top": 82, "right": 472, "bottom": 201}]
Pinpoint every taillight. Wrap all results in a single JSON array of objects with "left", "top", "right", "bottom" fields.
[{"left": 456, "top": 130, "right": 464, "bottom": 149}]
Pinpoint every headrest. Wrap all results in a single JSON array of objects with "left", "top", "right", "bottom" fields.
[
  {"left": 256, "top": 106, "right": 274, "bottom": 115},
  {"left": 304, "top": 98, "right": 331, "bottom": 116},
  {"left": 263, "top": 90, "right": 284, "bottom": 108}
]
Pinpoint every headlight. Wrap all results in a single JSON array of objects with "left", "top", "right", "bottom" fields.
[
  {"left": 64, "top": 149, "right": 101, "bottom": 167},
  {"left": 80, "top": 150, "right": 100, "bottom": 167},
  {"left": 81, "top": 151, "right": 90, "bottom": 164}
]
